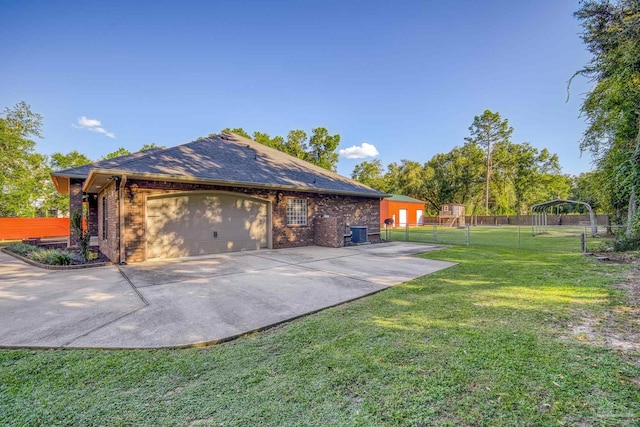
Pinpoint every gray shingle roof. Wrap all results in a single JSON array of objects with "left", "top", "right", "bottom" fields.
[
  {"left": 55, "top": 133, "right": 386, "bottom": 197},
  {"left": 51, "top": 148, "right": 165, "bottom": 178}
]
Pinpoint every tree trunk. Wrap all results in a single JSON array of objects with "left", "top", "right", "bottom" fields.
[
  {"left": 627, "top": 119, "right": 640, "bottom": 237},
  {"left": 627, "top": 190, "right": 636, "bottom": 237},
  {"left": 485, "top": 141, "right": 491, "bottom": 214}
]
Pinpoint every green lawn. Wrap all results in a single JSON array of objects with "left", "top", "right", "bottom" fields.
[
  {"left": 383, "top": 224, "right": 614, "bottom": 253},
  {"left": 1, "top": 241, "right": 639, "bottom": 426}
]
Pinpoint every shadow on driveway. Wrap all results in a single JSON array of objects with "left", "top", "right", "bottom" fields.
[{"left": 0, "top": 242, "right": 454, "bottom": 348}]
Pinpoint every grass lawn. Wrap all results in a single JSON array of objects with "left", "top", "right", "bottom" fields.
[
  {"left": 383, "top": 224, "right": 614, "bottom": 253},
  {"left": 1, "top": 241, "right": 639, "bottom": 425}
]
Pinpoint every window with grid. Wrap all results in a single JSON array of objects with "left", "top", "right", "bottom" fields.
[{"left": 287, "top": 198, "right": 308, "bottom": 226}]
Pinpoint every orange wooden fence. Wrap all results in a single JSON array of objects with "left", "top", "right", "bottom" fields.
[{"left": 0, "top": 218, "right": 69, "bottom": 240}]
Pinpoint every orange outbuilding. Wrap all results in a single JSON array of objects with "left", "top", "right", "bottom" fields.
[{"left": 380, "top": 194, "right": 426, "bottom": 227}]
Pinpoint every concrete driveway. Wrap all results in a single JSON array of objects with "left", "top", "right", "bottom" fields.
[{"left": 0, "top": 242, "right": 455, "bottom": 349}]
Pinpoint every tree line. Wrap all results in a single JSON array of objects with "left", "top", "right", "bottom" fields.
[
  {"left": 0, "top": 101, "right": 170, "bottom": 217},
  {"left": 0, "top": 105, "right": 342, "bottom": 217},
  {"left": 215, "top": 127, "right": 340, "bottom": 172},
  {"left": 351, "top": 110, "right": 576, "bottom": 216},
  {"left": 6, "top": 0, "right": 633, "bottom": 226},
  {"left": 570, "top": 0, "right": 640, "bottom": 245},
  {"left": 0, "top": 99, "right": 612, "bottom": 221}
]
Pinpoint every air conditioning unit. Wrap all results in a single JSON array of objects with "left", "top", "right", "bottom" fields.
[{"left": 350, "top": 226, "right": 367, "bottom": 244}]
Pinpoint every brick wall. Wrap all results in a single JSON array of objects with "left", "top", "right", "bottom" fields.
[
  {"left": 98, "top": 179, "right": 382, "bottom": 263},
  {"left": 68, "top": 179, "right": 84, "bottom": 246},
  {"left": 87, "top": 196, "right": 98, "bottom": 236},
  {"left": 98, "top": 181, "right": 119, "bottom": 262},
  {"left": 313, "top": 216, "right": 342, "bottom": 248}
]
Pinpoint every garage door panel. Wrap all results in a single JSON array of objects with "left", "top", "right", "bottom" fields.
[{"left": 146, "top": 193, "right": 268, "bottom": 259}]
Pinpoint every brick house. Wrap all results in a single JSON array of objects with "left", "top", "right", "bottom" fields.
[
  {"left": 51, "top": 133, "right": 386, "bottom": 264},
  {"left": 380, "top": 195, "right": 427, "bottom": 227}
]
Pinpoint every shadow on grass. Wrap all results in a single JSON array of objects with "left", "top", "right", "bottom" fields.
[{"left": 0, "top": 244, "right": 638, "bottom": 426}]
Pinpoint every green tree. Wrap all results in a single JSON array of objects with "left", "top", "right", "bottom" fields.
[
  {"left": 50, "top": 150, "right": 92, "bottom": 170},
  {"left": 307, "top": 127, "right": 340, "bottom": 171},
  {"left": 219, "top": 127, "right": 251, "bottom": 138},
  {"left": 252, "top": 131, "right": 286, "bottom": 151},
  {"left": 0, "top": 101, "right": 45, "bottom": 217},
  {"left": 351, "top": 159, "right": 386, "bottom": 190},
  {"left": 570, "top": 171, "right": 610, "bottom": 214},
  {"left": 139, "top": 143, "right": 165, "bottom": 151},
  {"left": 573, "top": 0, "right": 640, "bottom": 237},
  {"left": 219, "top": 127, "right": 340, "bottom": 171},
  {"left": 41, "top": 150, "right": 93, "bottom": 215},
  {"left": 465, "top": 110, "right": 514, "bottom": 214},
  {"left": 449, "top": 143, "right": 486, "bottom": 212},
  {"left": 101, "top": 147, "right": 132, "bottom": 160},
  {"left": 382, "top": 162, "right": 403, "bottom": 195},
  {"left": 492, "top": 142, "right": 563, "bottom": 215},
  {"left": 284, "top": 129, "right": 309, "bottom": 160},
  {"left": 396, "top": 160, "right": 426, "bottom": 200}
]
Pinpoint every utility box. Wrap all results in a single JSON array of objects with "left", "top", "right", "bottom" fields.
[{"left": 350, "top": 226, "right": 367, "bottom": 244}]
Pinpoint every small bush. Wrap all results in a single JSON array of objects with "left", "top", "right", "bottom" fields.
[
  {"left": 71, "top": 210, "right": 90, "bottom": 262},
  {"left": 7, "top": 242, "right": 39, "bottom": 256},
  {"left": 7, "top": 243, "right": 73, "bottom": 265},
  {"left": 28, "top": 249, "right": 72, "bottom": 266},
  {"left": 612, "top": 234, "right": 640, "bottom": 252}
]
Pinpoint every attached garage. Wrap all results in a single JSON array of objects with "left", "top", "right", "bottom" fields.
[
  {"left": 146, "top": 192, "right": 270, "bottom": 259},
  {"left": 53, "top": 132, "right": 386, "bottom": 264}
]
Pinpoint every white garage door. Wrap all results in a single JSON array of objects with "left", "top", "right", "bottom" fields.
[{"left": 146, "top": 193, "right": 269, "bottom": 259}]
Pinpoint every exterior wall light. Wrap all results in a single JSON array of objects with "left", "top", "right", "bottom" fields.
[{"left": 128, "top": 183, "right": 139, "bottom": 202}]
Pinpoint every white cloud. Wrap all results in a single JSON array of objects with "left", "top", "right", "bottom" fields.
[
  {"left": 73, "top": 116, "right": 115, "bottom": 138},
  {"left": 78, "top": 116, "right": 102, "bottom": 128},
  {"left": 339, "top": 142, "right": 379, "bottom": 159}
]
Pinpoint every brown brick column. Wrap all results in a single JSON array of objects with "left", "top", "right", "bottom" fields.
[
  {"left": 313, "top": 216, "right": 343, "bottom": 248},
  {"left": 88, "top": 194, "right": 98, "bottom": 237},
  {"left": 68, "top": 178, "right": 84, "bottom": 247}
]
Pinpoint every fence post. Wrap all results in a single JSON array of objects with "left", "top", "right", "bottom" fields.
[
  {"left": 518, "top": 225, "right": 521, "bottom": 249},
  {"left": 465, "top": 224, "right": 470, "bottom": 246},
  {"left": 433, "top": 223, "right": 437, "bottom": 242},
  {"left": 405, "top": 223, "right": 409, "bottom": 241},
  {"left": 581, "top": 233, "right": 586, "bottom": 253}
]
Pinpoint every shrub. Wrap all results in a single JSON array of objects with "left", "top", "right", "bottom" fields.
[
  {"left": 7, "top": 243, "right": 73, "bottom": 266},
  {"left": 612, "top": 234, "right": 640, "bottom": 252},
  {"left": 28, "top": 249, "right": 72, "bottom": 266},
  {"left": 7, "top": 242, "right": 39, "bottom": 257},
  {"left": 71, "top": 210, "right": 91, "bottom": 262}
]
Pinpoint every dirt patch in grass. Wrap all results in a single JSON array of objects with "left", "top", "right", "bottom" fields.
[
  {"left": 594, "top": 251, "right": 640, "bottom": 263},
  {"left": 568, "top": 259, "right": 640, "bottom": 353}
]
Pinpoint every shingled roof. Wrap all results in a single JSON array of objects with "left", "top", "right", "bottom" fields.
[
  {"left": 52, "top": 133, "right": 386, "bottom": 198},
  {"left": 51, "top": 148, "right": 165, "bottom": 193}
]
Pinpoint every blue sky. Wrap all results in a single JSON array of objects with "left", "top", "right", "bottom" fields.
[{"left": 1, "top": 0, "right": 594, "bottom": 178}]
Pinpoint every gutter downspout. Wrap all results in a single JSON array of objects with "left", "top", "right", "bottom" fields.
[{"left": 118, "top": 175, "right": 127, "bottom": 264}]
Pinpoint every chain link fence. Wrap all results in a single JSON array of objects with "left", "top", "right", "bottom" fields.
[{"left": 381, "top": 223, "right": 620, "bottom": 253}]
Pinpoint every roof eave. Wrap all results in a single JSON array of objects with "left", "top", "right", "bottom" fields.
[{"left": 50, "top": 174, "right": 68, "bottom": 195}]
